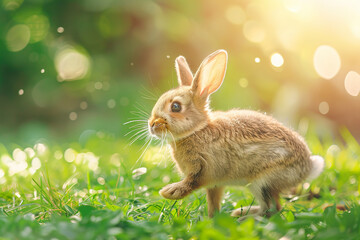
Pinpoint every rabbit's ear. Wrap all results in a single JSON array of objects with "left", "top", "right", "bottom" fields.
[
  {"left": 192, "top": 50, "right": 227, "bottom": 98},
  {"left": 175, "top": 56, "right": 193, "bottom": 86}
]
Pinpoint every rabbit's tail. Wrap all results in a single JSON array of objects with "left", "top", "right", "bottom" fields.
[{"left": 307, "top": 155, "right": 325, "bottom": 181}]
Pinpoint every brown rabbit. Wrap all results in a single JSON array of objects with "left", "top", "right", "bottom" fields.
[{"left": 148, "top": 49, "right": 324, "bottom": 218}]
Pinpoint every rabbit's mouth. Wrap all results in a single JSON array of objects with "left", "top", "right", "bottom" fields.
[{"left": 148, "top": 117, "right": 168, "bottom": 138}]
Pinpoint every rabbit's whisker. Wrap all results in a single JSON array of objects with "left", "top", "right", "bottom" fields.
[
  {"left": 139, "top": 135, "right": 152, "bottom": 152},
  {"left": 128, "top": 130, "right": 149, "bottom": 146},
  {"left": 133, "top": 137, "right": 153, "bottom": 169},
  {"left": 128, "top": 123, "right": 148, "bottom": 129},
  {"left": 125, "top": 127, "right": 148, "bottom": 137},
  {"left": 123, "top": 119, "right": 148, "bottom": 125},
  {"left": 134, "top": 105, "right": 150, "bottom": 117},
  {"left": 168, "top": 130, "right": 177, "bottom": 151},
  {"left": 140, "top": 86, "right": 159, "bottom": 100},
  {"left": 158, "top": 131, "right": 165, "bottom": 154}
]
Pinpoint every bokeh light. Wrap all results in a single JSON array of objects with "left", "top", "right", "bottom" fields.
[
  {"left": 225, "top": 5, "right": 246, "bottom": 25},
  {"left": 6, "top": 24, "right": 30, "bottom": 52},
  {"left": 57, "top": 27, "right": 64, "bottom": 33},
  {"left": 80, "top": 101, "right": 88, "bottom": 110},
  {"left": 31, "top": 157, "right": 41, "bottom": 170},
  {"left": 55, "top": 48, "right": 90, "bottom": 81},
  {"left": 344, "top": 71, "right": 360, "bottom": 97},
  {"left": 319, "top": 101, "right": 330, "bottom": 115},
  {"left": 270, "top": 53, "right": 284, "bottom": 67},
  {"left": 69, "top": 112, "right": 78, "bottom": 121},
  {"left": 107, "top": 99, "right": 116, "bottom": 109},
  {"left": 64, "top": 148, "right": 76, "bottom": 163},
  {"left": 313, "top": 45, "right": 341, "bottom": 80},
  {"left": 243, "top": 20, "right": 266, "bottom": 43},
  {"left": 25, "top": 14, "right": 50, "bottom": 43},
  {"left": 239, "top": 78, "right": 248, "bottom": 88},
  {"left": 2, "top": 0, "right": 23, "bottom": 10}
]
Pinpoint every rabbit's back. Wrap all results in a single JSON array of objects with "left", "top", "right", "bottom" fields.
[{"left": 173, "top": 109, "right": 312, "bottom": 185}]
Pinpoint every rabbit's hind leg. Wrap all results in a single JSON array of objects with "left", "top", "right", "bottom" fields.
[
  {"left": 250, "top": 183, "right": 281, "bottom": 217},
  {"left": 206, "top": 186, "right": 224, "bottom": 218},
  {"left": 232, "top": 181, "right": 281, "bottom": 219}
]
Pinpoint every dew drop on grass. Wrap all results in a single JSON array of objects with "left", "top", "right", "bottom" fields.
[
  {"left": 24, "top": 147, "right": 35, "bottom": 158},
  {"left": 350, "top": 176, "right": 356, "bottom": 184},
  {"left": 54, "top": 150, "right": 63, "bottom": 160},
  {"left": 97, "top": 177, "right": 105, "bottom": 185},
  {"left": 34, "top": 143, "right": 47, "bottom": 156},
  {"left": 110, "top": 153, "right": 121, "bottom": 167},
  {"left": 31, "top": 157, "right": 41, "bottom": 170},
  {"left": 64, "top": 148, "right": 76, "bottom": 162},
  {"left": 303, "top": 182, "right": 310, "bottom": 190},
  {"left": 13, "top": 148, "right": 27, "bottom": 162},
  {"left": 132, "top": 167, "right": 147, "bottom": 180}
]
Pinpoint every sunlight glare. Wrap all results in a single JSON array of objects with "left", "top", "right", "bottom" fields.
[
  {"left": 283, "top": 0, "right": 302, "bottom": 12},
  {"left": 313, "top": 45, "right": 341, "bottom": 80}
]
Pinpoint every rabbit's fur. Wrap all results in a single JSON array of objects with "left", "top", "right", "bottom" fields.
[{"left": 148, "top": 50, "right": 324, "bottom": 218}]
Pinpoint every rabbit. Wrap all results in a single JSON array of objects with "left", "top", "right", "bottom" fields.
[{"left": 148, "top": 49, "right": 324, "bottom": 218}]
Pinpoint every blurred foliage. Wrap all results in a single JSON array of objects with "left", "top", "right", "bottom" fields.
[{"left": 1, "top": 0, "right": 360, "bottom": 146}]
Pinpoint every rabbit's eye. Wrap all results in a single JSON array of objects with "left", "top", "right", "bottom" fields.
[{"left": 171, "top": 102, "right": 181, "bottom": 112}]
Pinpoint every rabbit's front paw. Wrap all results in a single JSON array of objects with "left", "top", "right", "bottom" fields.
[{"left": 159, "top": 182, "right": 191, "bottom": 200}]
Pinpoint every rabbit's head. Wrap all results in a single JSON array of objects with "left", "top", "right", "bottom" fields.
[{"left": 148, "top": 50, "right": 228, "bottom": 140}]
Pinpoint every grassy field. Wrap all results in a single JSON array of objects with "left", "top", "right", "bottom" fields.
[{"left": 0, "top": 127, "right": 359, "bottom": 240}]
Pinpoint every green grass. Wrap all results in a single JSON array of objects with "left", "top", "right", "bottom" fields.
[{"left": 0, "top": 128, "right": 359, "bottom": 239}]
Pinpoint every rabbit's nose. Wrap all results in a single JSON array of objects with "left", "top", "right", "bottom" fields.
[{"left": 150, "top": 118, "right": 166, "bottom": 133}]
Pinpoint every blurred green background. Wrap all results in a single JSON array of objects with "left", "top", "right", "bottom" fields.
[{"left": 1, "top": 0, "right": 360, "bottom": 147}]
